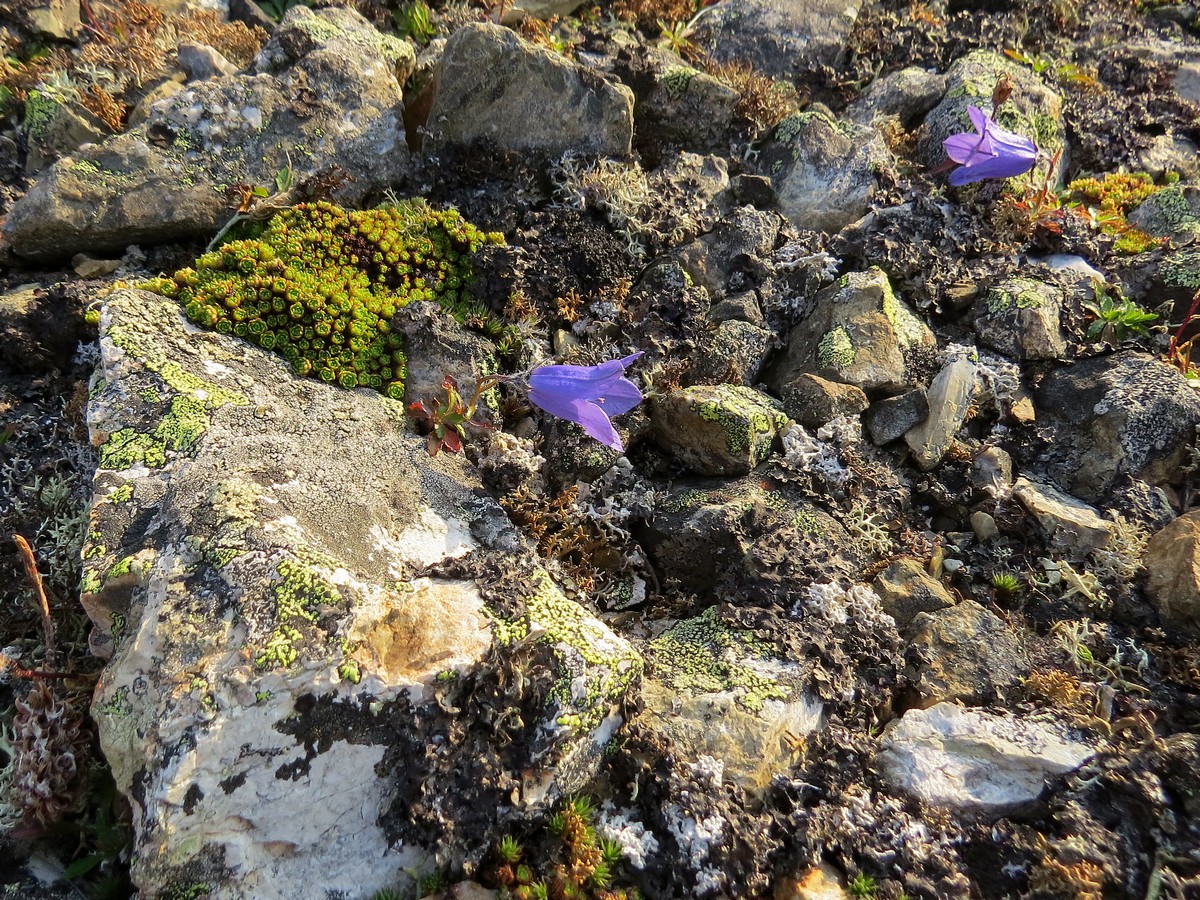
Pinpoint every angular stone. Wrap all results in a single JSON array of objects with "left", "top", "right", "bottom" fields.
[
  {"left": 1144, "top": 509, "right": 1200, "bottom": 633},
  {"left": 766, "top": 267, "right": 935, "bottom": 395},
  {"left": 177, "top": 41, "right": 239, "bottom": 80},
  {"left": 906, "top": 600, "right": 1028, "bottom": 706},
  {"left": 690, "top": 318, "right": 775, "bottom": 386},
  {"left": 636, "top": 57, "right": 740, "bottom": 156},
  {"left": 709, "top": 289, "right": 765, "bottom": 325},
  {"left": 651, "top": 384, "right": 788, "bottom": 476},
  {"left": 905, "top": 356, "right": 976, "bottom": 471},
  {"left": 425, "top": 23, "right": 633, "bottom": 158},
  {"left": 872, "top": 558, "right": 955, "bottom": 629},
  {"left": 83, "top": 290, "right": 641, "bottom": 898},
  {"left": 848, "top": 66, "right": 947, "bottom": 128},
  {"left": 696, "top": 0, "right": 858, "bottom": 78},
  {"left": 975, "top": 277, "right": 1066, "bottom": 361},
  {"left": 22, "top": 85, "right": 110, "bottom": 174},
  {"left": 760, "top": 112, "right": 893, "bottom": 233},
  {"left": 1012, "top": 478, "right": 1114, "bottom": 556},
  {"left": 5, "top": 6, "right": 414, "bottom": 261},
  {"left": 778, "top": 373, "right": 868, "bottom": 429},
  {"left": 1035, "top": 352, "right": 1200, "bottom": 500},
  {"left": 864, "top": 389, "right": 928, "bottom": 445},
  {"left": 878, "top": 703, "right": 1096, "bottom": 811}
]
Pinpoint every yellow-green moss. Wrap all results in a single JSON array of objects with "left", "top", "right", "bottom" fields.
[{"left": 143, "top": 200, "right": 504, "bottom": 400}]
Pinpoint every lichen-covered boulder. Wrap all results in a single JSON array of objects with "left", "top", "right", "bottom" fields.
[
  {"left": 689, "top": 318, "right": 775, "bottom": 386},
  {"left": 758, "top": 111, "right": 893, "bottom": 233},
  {"left": 848, "top": 66, "right": 947, "bottom": 128},
  {"left": 766, "top": 267, "right": 935, "bottom": 395},
  {"left": 634, "top": 56, "right": 741, "bottom": 156},
  {"left": 424, "top": 23, "right": 634, "bottom": 158},
  {"left": 5, "top": 6, "right": 414, "bottom": 261},
  {"left": 918, "top": 50, "right": 1067, "bottom": 186},
  {"left": 83, "top": 289, "right": 641, "bottom": 898},
  {"left": 975, "top": 277, "right": 1067, "bottom": 361},
  {"left": 1034, "top": 352, "right": 1200, "bottom": 501},
  {"left": 650, "top": 384, "right": 788, "bottom": 475}
]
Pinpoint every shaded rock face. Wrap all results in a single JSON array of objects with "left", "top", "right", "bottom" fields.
[
  {"left": 424, "top": 23, "right": 634, "bottom": 158},
  {"left": 83, "top": 291, "right": 640, "bottom": 898},
  {"left": 974, "top": 277, "right": 1066, "bottom": 361},
  {"left": 696, "top": 0, "right": 858, "bottom": 79},
  {"left": 4, "top": 6, "right": 413, "bottom": 262},
  {"left": 1035, "top": 352, "right": 1200, "bottom": 501},
  {"left": 650, "top": 384, "right": 788, "bottom": 475},
  {"left": 759, "top": 113, "right": 893, "bottom": 234}
]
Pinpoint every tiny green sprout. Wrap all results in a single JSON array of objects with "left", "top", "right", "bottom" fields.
[
  {"left": 529, "top": 884, "right": 550, "bottom": 900},
  {"left": 599, "top": 837, "right": 624, "bottom": 865},
  {"left": 566, "top": 794, "right": 598, "bottom": 820},
  {"left": 547, "top": 811, "right": 567, "bottom": 835},
  {"left": 991, "top": 572, "right": 1022, "bottom": 596},
  {"left": 1083, "top": 286, "right": 1158, "bottom": 343},
  {"left": 275, "top": 165, "right": 294, "bottom": 194},
  {"left": 848, "top": 873, "right": 877, "bottom": 898},
  {"left": 370, "top": 889, "right": 404, "bottom": 900},
  {"left": 497, "top": 834, "right": 523, "bottom": 865},
  {"left": 514, "top": 864, "right": 534, "bottom": 885},
  {"left": 589, "top": 861, "right": 614, "bottom": 889},
  {"left": 395, "top": 1, "right": 436, "bottom": 45}
]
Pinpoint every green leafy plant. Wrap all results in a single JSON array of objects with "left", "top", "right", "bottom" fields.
[
  {"left": 1083, "top": 286, "right": 1158, "bottom": 342},
  {"left": 848, "top": 873, "right": 877, "bottom": 898},
  {"left": 255, "top": 0, "right": 311, "bottom": 22},
  {"left": 991, "top": 571, "right": 1022, "bottom": 598},
  {"left": 408, "top": 373, "right": 498, "bottom": 456},
  {"left": 394, "top": 1, "right": 437, "bottom": 45}
]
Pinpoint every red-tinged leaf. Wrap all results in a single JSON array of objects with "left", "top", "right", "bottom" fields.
[{"left": 442, "top": 430, "right": 462, "bottom": 453}]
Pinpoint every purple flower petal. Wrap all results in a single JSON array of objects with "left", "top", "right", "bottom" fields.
[
  {"left": 943, "top": 105, "right": 1038, "bottom": 185},
  {"left": 526, "top": 352, "right": 643, "bottom": 451}
]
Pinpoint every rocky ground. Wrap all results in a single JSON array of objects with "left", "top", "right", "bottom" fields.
[{"left": 1, "top": 0, "right": 1200, "bottom": 898}]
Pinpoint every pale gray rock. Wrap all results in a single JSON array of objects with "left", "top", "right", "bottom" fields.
[
  {"left": 424, "top": 23, "right": 633, "bottom": 158},
  {"left": 970, "top": 511, "right": 1000, "bottom": 542},
  {"left": 5, "top": 6, "right": 414, "bottom": 261},
  {"left": 695, "top": 0, "right": 858, "bottom": 78},
  {"left": 905, "top": 356, "right": 976, "bottom": 471},
  {"left": 82, "top": 290, "right": 641, "bottom": 898},
  {"left": 906, "top": 600, "right": 1028, "bottom": 706},
  {"left": 676, "top": 206, "right": 780, "bottom": 300},
  {"left": 848, "top": 66, "right": 947, "bottom": 128},
  {"left": 766, "top": 267, "right": 935, "bottom": 395},
  {"left": 512, "top": 0, "right": 585, "bottom": 17},
  {"left": 971, "top": 447, "right": 1013, "bottom": 494},
  {"left": 878, "top": 703, "right": 1096, "bottom": 811},
  {"left": 650, "top": 384, "right": 788, "bottom": 475},
  {"left": 975, "top": 277, "right": 1066, "bottom": 361},
  {"left": 1035, "top": 352, "right": 1200, "bottom": 500},
  {"left": 19, "top": 0, "right": 80, "bottom": 38},
  {"left": 918, "top": 51, "right": 1067, "bottom": 186},
  {"left": 1127, "top": 184, "right": 1200, "bottom": 241},
  {"left": 759, "top": 112, "right": 893, "bottom": 233},
  {"left": 1012, "top": 477, "right": 1114, "bottom": 557},
  {"left": 1137, "top": 134, "right": 1200, "bottom": 182}
]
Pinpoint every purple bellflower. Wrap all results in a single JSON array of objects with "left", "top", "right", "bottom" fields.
[
  {"left": 943, "top": 105, "right": 1038, "bottom": 186},
  {"left": 527, "top": 352, "right": 644, "bottom": 451}
]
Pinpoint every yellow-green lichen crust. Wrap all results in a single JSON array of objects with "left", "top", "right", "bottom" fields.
[
  {"left": 693, "top": 385, "right": 788, "bottom": 460},
  {"left": 986, "top": 277, "right": 1048, "bottom": 314},
  {"left": 647, "top": 607, "right": 789, "bottom": 713},
  {"left": 490, "top": 569, "right": 642, "bottom": 732},
  {"left": 817, "top": 326, "right": 855, "bottom": 370}
]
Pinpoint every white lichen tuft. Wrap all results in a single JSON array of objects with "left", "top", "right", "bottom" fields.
[
  {"left": 780, "top": 423, "right": 852, "bottom": 488},
  {"left": 595, "top": 806, "right": 661, "bottom": 870},
  {"left": 797, "top": 581, "right": 894, "bottom": 630}
]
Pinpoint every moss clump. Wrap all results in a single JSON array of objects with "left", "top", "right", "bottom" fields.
[{"left": 144, "top": 200, "right": 504, "bottom": 399}]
